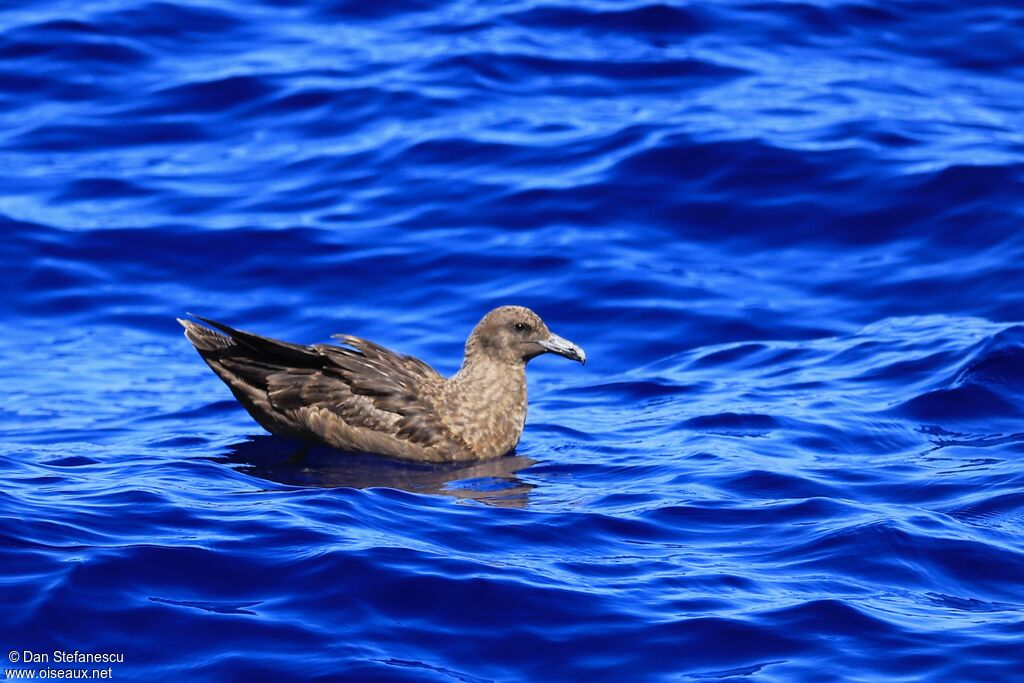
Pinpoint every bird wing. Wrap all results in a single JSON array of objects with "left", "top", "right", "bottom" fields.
[
  {"left": 264, "top": 333, "right": 453, "bottom": 449},
  {"left": 320, "top": 335, "right": 451, "bottom": 447},
  {"left": 183, "top": 315, "right": 458, "bottom": 452},
  {"left": 186, "top": 314, "right": 323, "bottom": 368}
]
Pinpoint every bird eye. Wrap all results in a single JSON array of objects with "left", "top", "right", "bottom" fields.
[{"left": 514, "top": 322, "right": 529, "bottom": 333}]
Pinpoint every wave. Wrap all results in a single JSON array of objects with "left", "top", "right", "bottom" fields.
[{"left": 3, "top": 0, "right": 1024, "bottom": 680}]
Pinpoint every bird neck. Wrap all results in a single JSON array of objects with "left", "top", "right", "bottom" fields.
[
  {"left": 445, "top": 355, "right": 528, "bottom": 460},
  {"left": 451, "top": 353, "right": 525, "bottom": 385}
]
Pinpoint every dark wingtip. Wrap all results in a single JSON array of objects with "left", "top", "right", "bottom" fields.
[
  {"left": 177, "top": 313, "right": 235, "bottom": 351},
  {"left": 183, "top": 313, "right": 244, "bottom": 337}
]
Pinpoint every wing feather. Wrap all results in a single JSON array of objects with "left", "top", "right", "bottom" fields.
[
  {"left": 313, "top": 336, "right": 454, "bottom": 449},
  {"left": 183, "top": 315, "right": 458, "bottom": 454}
]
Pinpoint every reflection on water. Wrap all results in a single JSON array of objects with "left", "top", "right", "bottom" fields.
[{"left": 218, "top": 435, "right": 537, "bottom": 508}]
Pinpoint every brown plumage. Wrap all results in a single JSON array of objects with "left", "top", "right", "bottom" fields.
[{"left": 178, "top": 306, "right": 585, "bottom": 462}]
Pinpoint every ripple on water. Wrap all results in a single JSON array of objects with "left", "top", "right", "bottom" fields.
[{"left": 2, "top": 0, "right": 1024, "bottom": 680}]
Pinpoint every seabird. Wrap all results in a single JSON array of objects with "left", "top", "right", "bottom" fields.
[{"left": 178, "top": 306, "right": 585, "bottom": 462}]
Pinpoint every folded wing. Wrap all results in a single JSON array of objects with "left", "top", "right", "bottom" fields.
[{"left": 180, "top": 316, "right": 458, "bottom": 454}]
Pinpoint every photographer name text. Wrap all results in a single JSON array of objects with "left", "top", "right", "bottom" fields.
[{"left": 9, "top": 651, "right": 123, "bottom": 665}]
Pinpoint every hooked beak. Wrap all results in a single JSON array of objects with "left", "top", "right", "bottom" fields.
[{"left": 537, "top": 333, "right": 586, "bottom": 365}]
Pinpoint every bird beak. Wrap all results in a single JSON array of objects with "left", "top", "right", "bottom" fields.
[{"left": 538, "top": 333, "right": 586, "bottom": 365}]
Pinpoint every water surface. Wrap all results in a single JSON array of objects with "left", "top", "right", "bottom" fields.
[{"left": 3, "top": 1, "right": 1024, "bottom": 681}]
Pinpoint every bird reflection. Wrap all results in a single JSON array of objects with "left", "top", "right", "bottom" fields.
[{"left": 217, "top": 435, "right": 537, "bottom": 508}]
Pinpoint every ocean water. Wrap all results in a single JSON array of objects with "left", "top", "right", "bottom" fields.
[{"left": 3, "top": 0, "right": 1024, "bottom": 680}]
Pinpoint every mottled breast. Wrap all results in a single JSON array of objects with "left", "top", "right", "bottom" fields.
[{"left": 442, "top": 364, "right": 528, "bottom": 460}]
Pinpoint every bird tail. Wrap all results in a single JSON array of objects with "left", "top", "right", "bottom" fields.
[
  {"left": 178, "top": 314, "right": 320, "bottom": 366},
  {"left": 177, "top": 314, "right": 322, "bottom": 437},
  {"left": 178, "top": 317, "right": 233, "bottom": 352}
]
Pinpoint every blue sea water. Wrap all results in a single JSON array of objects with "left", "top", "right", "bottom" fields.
[{"left": 3, "top": 0, "right": 1024, "bottom": 680}]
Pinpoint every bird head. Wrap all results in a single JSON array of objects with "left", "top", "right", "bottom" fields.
[{"left": 467, "top": 305, "right": 586, "bottom": 367}]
